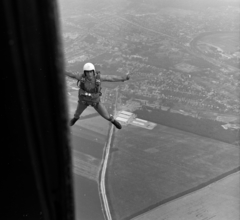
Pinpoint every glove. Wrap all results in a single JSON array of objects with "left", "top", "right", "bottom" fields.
[{"left": 125, "top": 71, "right": 130, "bottom": 81}]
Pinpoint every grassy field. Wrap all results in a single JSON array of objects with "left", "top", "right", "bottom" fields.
[{"left": 106, "top": 123, "right": 239, "bottom": 220}]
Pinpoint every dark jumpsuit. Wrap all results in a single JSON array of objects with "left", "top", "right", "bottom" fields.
[{"left": 65, "top": 71, "right": 128, "bottom": 121}]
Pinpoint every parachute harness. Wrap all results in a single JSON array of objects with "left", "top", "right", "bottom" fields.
[{"left": 77, "top": 71, "right": 102, "bottom": 105}]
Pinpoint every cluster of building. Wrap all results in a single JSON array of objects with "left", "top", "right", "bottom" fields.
[
  {"left": 115, "top": 111, "right": 156, "bottom": 130},
  {"left": 119, "top": 69, "right": 239, "bottom": 114}
]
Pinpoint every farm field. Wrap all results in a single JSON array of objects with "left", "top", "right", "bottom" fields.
[{"left": 106, "top": 123, "right": 240, "bottom": 220}]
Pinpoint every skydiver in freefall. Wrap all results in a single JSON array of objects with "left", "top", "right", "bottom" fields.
[{"left": 65, "top": 62, "right": 130, "bottom": 129}]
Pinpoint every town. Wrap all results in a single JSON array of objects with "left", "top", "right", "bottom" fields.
[{"left": 62, "top": 3, "right": 240, "bottom": 126}]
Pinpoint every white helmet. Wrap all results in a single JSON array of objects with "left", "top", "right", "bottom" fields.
[{"left": 83, "top": 62, "right": 95, "bottom": 72}]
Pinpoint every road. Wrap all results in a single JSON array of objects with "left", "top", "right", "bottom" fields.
[{"left": 99, "top": 87, "right": 119, "bottom": 220}]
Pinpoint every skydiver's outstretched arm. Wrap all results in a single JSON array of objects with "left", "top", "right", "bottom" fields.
[
  {"left": 65, "top": 71, "right": 81, "bottom": 80},
  {"left": 65, "top": 70, "right": 131, "bottom": 82},
  {"left": 100, "top": 71, "right": 130, "bottom": 82}
]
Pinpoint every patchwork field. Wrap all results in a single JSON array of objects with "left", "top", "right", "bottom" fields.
[{"left": 106, "top": 123, "right": 240, "bottom": 220}]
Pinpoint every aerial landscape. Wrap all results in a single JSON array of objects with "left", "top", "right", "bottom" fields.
[{"left": 58, "top": 0, "right": 240, "bottom": 219}]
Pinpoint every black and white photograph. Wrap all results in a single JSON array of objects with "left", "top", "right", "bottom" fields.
[{"left": 3, "top": 0, "right": 240, "bottom": 219}]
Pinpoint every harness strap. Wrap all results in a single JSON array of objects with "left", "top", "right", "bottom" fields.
[
  {"left": 95, "top": 71, "right": 101, "bottom": 94},
  {"left": 78, "top": 71, "right": 102, "bottom": 95}
]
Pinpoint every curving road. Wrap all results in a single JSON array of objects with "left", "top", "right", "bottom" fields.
[{"left": 99, "top": 87, "right": 119, "bottom": 220}]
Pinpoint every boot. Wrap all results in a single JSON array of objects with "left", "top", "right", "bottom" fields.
[
  {"left": 111, "top": 119, "right": 122, "bottom": 129},
  {"left": 70, "top": 117, "right": 78, "bottom": 126}
]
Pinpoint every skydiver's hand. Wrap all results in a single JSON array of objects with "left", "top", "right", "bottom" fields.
[{"left": 125, "top": 71, "right": 130, "bottom": 81}]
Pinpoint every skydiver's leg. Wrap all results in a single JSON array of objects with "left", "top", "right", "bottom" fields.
[
  {"left": 93, "top": 102, "right": 122, "bottom": 129},
  {"left": 93, "top": 102, "right": 110, "bottom": 120},
  {"left": 70, "top": 100, "right": 88, "bottom": 126}
]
